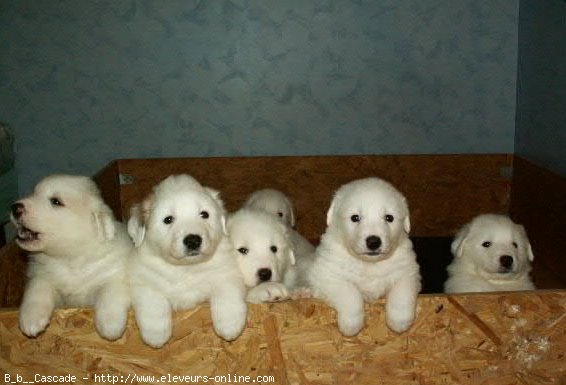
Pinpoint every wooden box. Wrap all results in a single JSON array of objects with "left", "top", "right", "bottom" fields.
[{"left": 1, "top": 154, "right": 565, "bottom": 384}]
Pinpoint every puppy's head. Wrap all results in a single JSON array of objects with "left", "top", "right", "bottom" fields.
[
  {"left": 10, "top": 174, "right": 116, "bottom": 255},
  {"left": 243, "top": 189, "right": 295, "bottom": 227},
  {"left": 128, "top": 174, "right": 226, "bottom": 265},
  {"left": 326, "top": 177, "right": 410, "bottom": 262},
  {"left": 227, "top": 209, "right": 295, "bottom": 288},
  {"left": 451, "top": 214, "right": 534, "bottom": 280}
]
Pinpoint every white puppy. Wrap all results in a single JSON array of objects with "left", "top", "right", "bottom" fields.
[
  {"left": 227, "top": 209, "right": 297, "bottom": 303},
  {"left": 11, "top": 175, "right": 132, "bottom": 340},
  {"left": 243, "top": 188, "right": 315, "bottom": 286},
  {"left": 444, "top": 214, "right": 535, "bottom": 293},
  {"left": 243, "top": 189, "right": 295, "bottom": 227},
  {"left": 308, "top": 177, "right": 421, "bottom": 336},
  {"left": 127, "top": 174, "right": 247, "bottom": 348}
]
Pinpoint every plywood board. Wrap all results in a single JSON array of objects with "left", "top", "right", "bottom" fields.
[
  {"left": 511, "top": 157, "right": 566, "bottom": 287},
  {"left": 116, "top": 154, "right": 512, "bottom": 239},
  {"left": 1, "top": 292, "right": 565, "bottom": 385}
]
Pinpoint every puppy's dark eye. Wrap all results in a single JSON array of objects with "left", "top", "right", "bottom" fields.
[
  {"left": 163, "top": 216, "right": 174, "bottom": 224},
  {"left": 200, "top": 211, "right": 209, "bottom": 219},
  {"left": 50, "top": 197, "right": 64, "bottom": 207},
  {"left": 350, "top": 214, "right": 360, "bottom": 223},
  {"left": 277, "top": 212, "right": 283, "bottom": 218},
  {"left": 270, "top": 245, "right": 278, "bottom": 253},
  {"left": 237, "top": 247, "right": 248, "bottom": 255},
  {"left": 385, "top": 214, "right": 394, "bottom": 223},
  {"left": 482, "top": 241, "right": 491, "bottom": 248},
  {"left": 512, "top": 242, "right": 518, "bottom": 248}
]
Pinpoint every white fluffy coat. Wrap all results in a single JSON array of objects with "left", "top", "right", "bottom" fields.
[
  {"left": 444, "top": 214, "right": 535, "bottom": 293},
  {"left": 127, "top": 175, "right": 247, "bottom": 348},
  {"left": 308, "top": 177, "right": 421, "bottom": 336},
  {"left": 12, "top": 175, "right": 132, "bottom": 340}
]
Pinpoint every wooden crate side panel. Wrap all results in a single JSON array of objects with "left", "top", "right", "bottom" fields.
[
  {"left": 510, "top": 157, "right": 566, "bottom": 286},
  {"left": 0, "top": 242, "right": 27, "bottom": 308},
  {"left": 1, "top": 293, "right": 565, "bottom": 385},
  {"left": 116, "top": 154, "right": 512, "bottom": 239},
  {"left": 93, "top": 160, "right": 122, "bottom": 220}
]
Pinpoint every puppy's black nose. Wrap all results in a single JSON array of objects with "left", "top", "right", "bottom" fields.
[
  {"left": 257, "top": 268, "right": 272, "bottom": 282},
  {"left": 11, "top": 203, "right": 24, "bottom": 219},
  {"left": 366, "top": 235, "right": 382, "bottom": 251},
  {"left": 183, "top": 234, "right": 202, "bottom": 250},
  {"left": 500, "top": 255, "right": 514, "bottom": 269}
]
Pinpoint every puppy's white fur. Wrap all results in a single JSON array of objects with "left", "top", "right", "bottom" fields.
[
  {"left": 308, "top": 177, "right": 421, "bottom": 336},
  {"left": 444, "top": 214, "right": 535, "bottom": 293},
  {"left": 128, "top": 175, "right": 247, "bottom": 348},
  {"left": 227, "top": 209, "right": 299, "bottom": 303},
  {"left": 12, "top": 175, "right": 132, "bottom": 340},
  {"left": 243, "top": 189, "right": 295, "bottom": 227},
  {"left": 242, "top": 188, "right": 315, "bottom": 288}
]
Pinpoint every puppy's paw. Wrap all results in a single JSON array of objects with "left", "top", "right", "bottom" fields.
[
  {"left": 140, "top": 322, "right": 172, "bottom": 348},
  {"left": 289, "top": 287, "right": 313, "bottom": 299},
  {"left": 213, "top": 310, "right": 246, "bottom": 341},
  {"left": 19, "top": 305, "right": 52, "bottom": 337},
  {"left": 246, "top": 282, "right": 289, "bottom": 304},
  {"left": 337, "top": 312, "right": 364, "bottom": 337},
  {"left": 94, "top": 307, "right": 128, "bottom": 341},
  {"left": 386, "top": 308, "right": 415, "bottom": 334}
]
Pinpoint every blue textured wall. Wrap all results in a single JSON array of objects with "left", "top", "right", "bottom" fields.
[
  {"left": 0, "top": 1, "right": 519, "bottom": 194},
  {"left": 515, "top": 0, "right": 566, "bottom": 176}
]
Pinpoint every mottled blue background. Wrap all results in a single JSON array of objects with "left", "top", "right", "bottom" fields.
[
  {"left": 515, "top": 0, "right": 566, "bottom": 176},
  {"left": 0, "top": 1, "right": 521, "bottom": 194},
  {"left": 3, "top": 1, "right": 566, "bottom": 194}
]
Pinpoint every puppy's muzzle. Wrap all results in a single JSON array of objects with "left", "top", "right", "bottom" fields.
[
  {"left": 499, "top": 255, "right": 514, "bottom": 273},
  {"left": 365, "top": 235, "right": 382, "bottom": 254},
  {"left": 183, "top": 234, "right": 202, "bottom": 251},
  {"left": 11, "top": 202, "right": 24, "bottom": 219},
  {"left": 257, "top": 268, "right": 272, "bottom": 282}
]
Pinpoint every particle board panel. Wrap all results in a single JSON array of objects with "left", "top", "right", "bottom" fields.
[
  {"left": 1, "top": 292, "right": 565, "bottom": 385},
  {"left": 115, "top": 154, "right": 512, "bottom": 239},
  {"left": 510, "top": 157, "right": 566, "bottom": 287}
]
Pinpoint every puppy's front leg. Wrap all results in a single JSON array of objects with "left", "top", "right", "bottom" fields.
[
  {"left": 131, "top": 285, "right": 171, "bottom": 348},
  {"left": 210, "top": 284, "right": 247, "bottom": 341},
  {"left": 95, "top": 280, "right": 130, "bottom": 341},
  {"left": 385, "top": 274, "right": 420, "bottom": 333},
  {"left": 317, "top": 279, "right": 364, "bottom": 336},
  {"left": 19, "top": 278, "right": 58, "bottom": 337}
]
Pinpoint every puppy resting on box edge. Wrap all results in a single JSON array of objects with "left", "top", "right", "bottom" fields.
[
  {"left": 127, "top": 174, "right": 247, "bottom": 348},
  {"left": 444, "top": 214, "right": 535, "bottom": 293},
  {"left": 227, "top": 208, "right": 300, "bottom": 303},
  {"left": 11, "top": 175, "right": 132, "bottom": 340},
  {"left": 242, "top": 188, "right": 316, "bottom": 287},
  {"left": 307, "top": 177, "right": 421, "bottom": 336}
]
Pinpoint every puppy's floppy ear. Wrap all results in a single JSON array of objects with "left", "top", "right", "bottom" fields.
[
  {"left": 517, "top": 224, "right": 535, "bottom": 262},
  {"left": 288, "top": 248, "right": 296, "bottom": 266},
  {"left": 92, "top": 204, "right": 116, "bottom": 242},
  {"left": 205, "top": 187, "right": 225, "bottom": 212},
  {"left": 402, "top": 198, "right": 411, "bottom": 233},
  {"left": 326, "top": 196, "right": 338, "bottom": 226},
  {"left": 289, "top": 207, "right": 296, "bottom": 228},
  {"left": 283, "top": 195, "right": 296, "bottom": 227},
  {"left": 403, "top": 216, "right": 411, "bottom": 234},
  {"left": 205, "top": 187, "right": 227, "bottom": 234},
  {"left": 451, "top": 223, "right": 471, "bottom": 258},
  {"left": 128, "top": 197, "right": 152, "bottom": 247},
  {"left": 220, "top": 215, "right": 228, "bottom": 236},
  {"left": 527, "top": 243, "right": 535, "bottom": 262},
  {"left": 243, "top": 193, "right": 257, "bottom": 208},
  {"left": 281, "top": 225, "right": 296, "bottom": 265}
]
